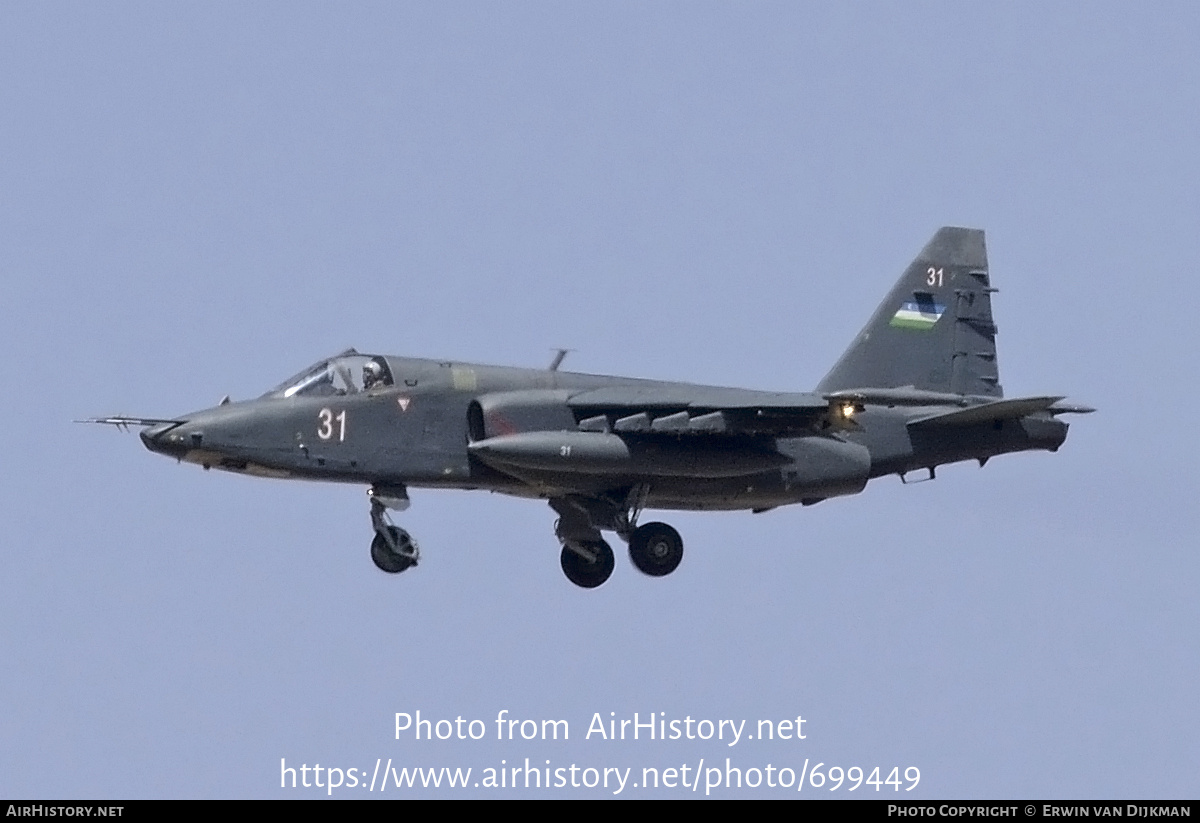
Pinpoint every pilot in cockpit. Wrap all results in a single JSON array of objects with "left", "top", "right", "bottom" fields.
[{"left": 363, "top": 360, "right": 386, "bottom": 391}]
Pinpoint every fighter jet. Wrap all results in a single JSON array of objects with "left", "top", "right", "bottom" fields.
[{"left": 84, "top": 228, "right": 1091, "bottom": 588}]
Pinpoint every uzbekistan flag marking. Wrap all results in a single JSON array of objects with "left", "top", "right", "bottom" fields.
[{"left": 889, "top": 300, "right": 945, "bottom": 330}]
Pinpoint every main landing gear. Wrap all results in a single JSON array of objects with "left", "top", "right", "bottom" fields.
[
  {"left": 559, "top": 538, "right": 615, "bottom": 589},
  {"left": 368, "top": 486, "right": 419, "bottom": 574},
  {"left": 551, "top": 489, "right": 684, "bottom": 589},
  {"left": 628, "top": 521, "right": 684, "bottom": 577}
]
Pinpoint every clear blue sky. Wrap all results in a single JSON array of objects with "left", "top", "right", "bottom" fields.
[{"left": 2, "top": 2, "right": 1196, "bottom": 798}]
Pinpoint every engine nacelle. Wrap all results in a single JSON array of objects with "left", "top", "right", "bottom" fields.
[
  {"left": 467, "top": 390, "right": 577, "bottom": 442},
  {"left": 779, "top": 436, "right": 870, "bottom": 498},
  {"left": 469, "top": 430, "right": 792, "bottom": 479}
]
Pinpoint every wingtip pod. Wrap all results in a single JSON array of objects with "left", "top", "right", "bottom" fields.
[{"left": 1048, "top": 400, "right": 1096, "bottom": 415}]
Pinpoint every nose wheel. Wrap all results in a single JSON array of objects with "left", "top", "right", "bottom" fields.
[
  {"left": 371, "top": 527, "right": 418, "bottom": 573},
  {"left": 369, "top": 488, "right": 419, "bottom": 574}
]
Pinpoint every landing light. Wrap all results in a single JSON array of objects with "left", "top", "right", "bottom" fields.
[{"left": 840, "top": 403, "right": 857, "bottom": 419}]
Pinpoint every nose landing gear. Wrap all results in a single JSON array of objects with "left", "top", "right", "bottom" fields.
[{"left": 368, "top": 486, "right": 419, "bottom": 574}]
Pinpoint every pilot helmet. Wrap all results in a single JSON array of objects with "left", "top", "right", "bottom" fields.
[{"left": 363, "top": 360, "right": 384, "bottom": 388}]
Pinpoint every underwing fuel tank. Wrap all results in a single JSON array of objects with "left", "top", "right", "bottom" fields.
[{"left": 468, "top": 431, "right": 791, "bottom": 479}]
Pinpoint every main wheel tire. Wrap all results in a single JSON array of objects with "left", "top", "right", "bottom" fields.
[
  {"left": 371, "top": 526, "right": 418, "bottom": 574},
  {"left": 629, "top": 522, "right": 684, "bottom": 577},
  {"left": 560, "top": 540, "right": 615, "bottom": 588}
]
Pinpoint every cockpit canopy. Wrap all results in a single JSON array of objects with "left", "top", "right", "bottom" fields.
[{"left": 263, "top": 349, "right": 393, "bottom": 398}]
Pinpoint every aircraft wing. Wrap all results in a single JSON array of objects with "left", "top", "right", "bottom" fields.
[{"left": 566, "top": 386, "right": 831, "bottom": 436}]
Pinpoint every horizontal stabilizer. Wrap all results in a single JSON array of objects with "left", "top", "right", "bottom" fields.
[{"left": 907, "top": 396, "right": 1068, "bottom": 427}]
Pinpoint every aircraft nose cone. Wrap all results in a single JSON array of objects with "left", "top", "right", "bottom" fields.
[{"left": 140, "top": 422, "right": 189, "bottom": 459}]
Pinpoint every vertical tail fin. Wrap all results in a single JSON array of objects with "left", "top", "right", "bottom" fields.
[{"left": 816, "top": 227, "right": 1002, "bottom": 397}]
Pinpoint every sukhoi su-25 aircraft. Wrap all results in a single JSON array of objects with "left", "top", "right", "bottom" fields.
[{"left": 86, "top": 228, "right": 1091, "bottom": 588}]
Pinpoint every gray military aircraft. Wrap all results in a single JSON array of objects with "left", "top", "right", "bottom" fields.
[{"left": 86, "top": 227, "right": 1091, "bottom": 587}]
